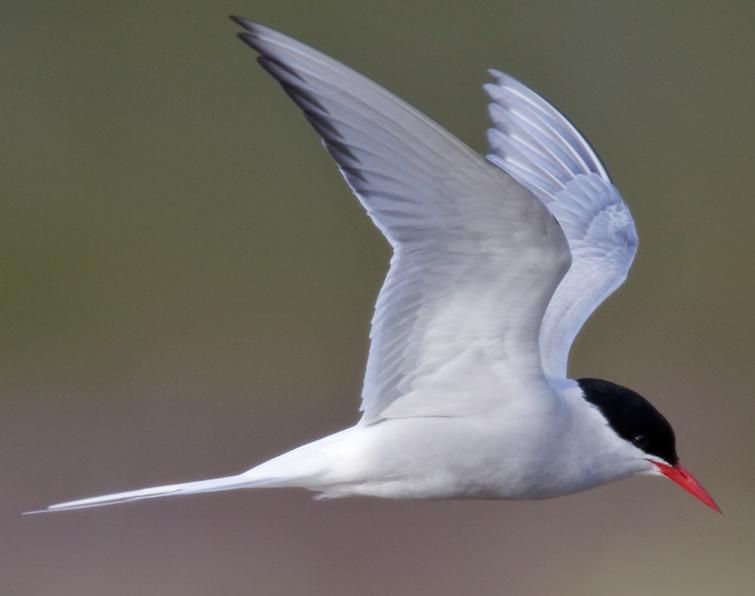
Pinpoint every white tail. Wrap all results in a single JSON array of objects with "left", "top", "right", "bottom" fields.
[
  {"left": 23, "top": 474, "right": 280, "bottom": 514},
  {"left": 26, "top": 428, "right": 359, "bottom": 514}
]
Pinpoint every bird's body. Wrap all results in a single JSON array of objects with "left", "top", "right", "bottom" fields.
[
  {"left": 259, "top": 381, "right": 646, "bottom": 501},
  {"left": 44, "top": 380, "right": 647, "bottom": 511},
  {"left": 31, "top": 18, "right": 719, "bottom": 514}
]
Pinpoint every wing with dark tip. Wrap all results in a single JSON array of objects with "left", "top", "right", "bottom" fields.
[{"left": 232, "top": 19, "right": 571, "bottom": 423}]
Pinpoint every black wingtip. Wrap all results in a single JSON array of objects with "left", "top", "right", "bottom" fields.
[
  {"left": 229, "top": 15, "right": 256, "bottom": 31},
  {"left": 257, "top": 55, "right": 307, "bottom": 83},
  {"left": 236, "top": 31, "right": 262, "bottom": 53}
]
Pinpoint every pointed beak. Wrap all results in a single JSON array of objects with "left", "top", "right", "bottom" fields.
[{"left": 653, "top": 461, "right": 721, "bottom": 514}]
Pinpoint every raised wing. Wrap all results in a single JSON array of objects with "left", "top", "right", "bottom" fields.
[
  {"left": 485, "top": 70, "right": 638, "bottom": 379},
  {"left": 232, "top": 20, "right": 571, "bottom": 424}
]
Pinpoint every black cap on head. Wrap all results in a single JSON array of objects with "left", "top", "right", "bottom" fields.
[{"left": 578, "top": 378, "right": 678, "bottom": 465}]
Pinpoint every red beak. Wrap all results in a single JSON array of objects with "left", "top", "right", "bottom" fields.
[{"left": 653, "top": 461, "right": 721, "bottom": 514}]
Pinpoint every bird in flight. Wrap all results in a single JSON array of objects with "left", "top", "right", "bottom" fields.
[{"left": 31, "top": 18, "right": 719, "bottom": 514}]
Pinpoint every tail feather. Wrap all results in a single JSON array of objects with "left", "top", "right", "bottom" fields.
[
  {"left": 24, "top": 474, "right": 275, "bottom": 515},
  {"left": 26, "top": 428, "right": 356, "bottom": 514}
]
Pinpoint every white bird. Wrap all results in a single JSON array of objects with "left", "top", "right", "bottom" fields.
[{"left": 31, "top": 18, "right": 719, "bottom": 514}]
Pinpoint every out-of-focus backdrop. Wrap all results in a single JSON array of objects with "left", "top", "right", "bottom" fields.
[{"left": 4, "top": 2, "right": 754, "bottom": 595}]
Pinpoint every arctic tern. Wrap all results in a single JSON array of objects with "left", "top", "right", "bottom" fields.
[{"left": 30, "top": 18, "right": 720, "bottom": 514}]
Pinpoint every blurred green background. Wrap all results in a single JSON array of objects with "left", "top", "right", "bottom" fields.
[{"left": 4, "top": 1, "right": 754, "bottom": 595}]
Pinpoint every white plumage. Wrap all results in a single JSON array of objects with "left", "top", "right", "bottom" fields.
[
  {"left": 32, "top": 20, "right": 658, "bottom": 514},
  {"left": 485, "top": 70, "right": 638, "bottom": 378}
]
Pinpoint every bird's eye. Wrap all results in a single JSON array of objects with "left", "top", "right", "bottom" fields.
[{"left": 632, "top": 434, "right": 649, "bottom": 448}]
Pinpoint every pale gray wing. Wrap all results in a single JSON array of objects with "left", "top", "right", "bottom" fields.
[
  {"left": 485, "top": 70, "right": 638, "bottom": 379},
  {"left": 233, "top": 20, "right": 570, "bottom": 424}
]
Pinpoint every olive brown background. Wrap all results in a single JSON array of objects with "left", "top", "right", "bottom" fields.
[{"left": 4, "top": 1, "right": 754, "bottom": 595}]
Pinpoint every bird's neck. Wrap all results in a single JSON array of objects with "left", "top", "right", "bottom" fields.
[{"left": 550, "top": 379, "right": 648, "bottom": 492}]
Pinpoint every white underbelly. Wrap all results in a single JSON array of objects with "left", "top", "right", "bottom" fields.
[{"left": 310, "top": 413, "right": 578, "bottom": 501}]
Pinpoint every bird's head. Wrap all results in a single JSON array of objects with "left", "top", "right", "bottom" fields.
[{"left": 578, "top": 378, "right": 720, "bottom": 513}]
